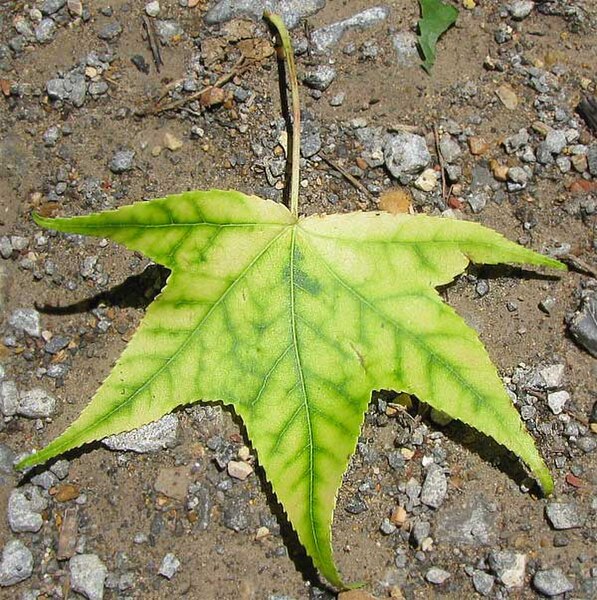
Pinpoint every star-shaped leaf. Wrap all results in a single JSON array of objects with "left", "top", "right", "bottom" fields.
[{"left": 19, "top": 190, "right": 563, "bottom": 587}]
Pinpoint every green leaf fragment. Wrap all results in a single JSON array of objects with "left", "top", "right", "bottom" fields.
[
  {"left": 21, "top": 190, "right": 564, "bottom": 588},
  {"left": 418, "top": 0, "right": 459, "bottom": 73}
]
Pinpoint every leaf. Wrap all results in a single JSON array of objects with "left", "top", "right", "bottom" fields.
[
  {"left": 19, "top": 190, "right": 564, "bottom": 588},
  {"left": 418, "top": 0, "right": 459, "bottom": 73}
]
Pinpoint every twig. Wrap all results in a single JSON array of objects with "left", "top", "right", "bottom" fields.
[
  {"left": 143, "top": 57, "right": 247, "bottom": 116},
  {"left": 318, "top": 154, "right": 376, "bottom": 203},
  {"left": 142, "top": 16, "right": 163, "bottom": 73},
  {"left": 433, "top": 125, "right": 448, "bottom": 203}
]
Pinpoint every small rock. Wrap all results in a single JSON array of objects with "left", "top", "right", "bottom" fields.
[
  {"left": 509, "top": 1, "right": 534, "bottom": 20},
  {"left": 17, "top": 388, "right": 56, "bottom": 418},
  {"left": 496, "top": 84, "right": 518, "bottom": 109},
  {"left": 0, "top": 380, "right": 19, "bottom": 417},
  {"left": 41, "top": 0, "right": 66, "bottom": 14},
  {"left": 472, "top": 570, "right": 495, "bottom": 596},
  {"left": 545, "top": 503, "right": 582, "bottom": 529},
  {"left": 410, "top": 521, "right": 431, "bottom": 548},
  {"left": 533, "top": 568, "right": 574, "bottom": 597},
  {"left": 0, "top": 444, "right": 16, "bottom": 474},
  {"left": 109, "top": 149, "right": 135, "bottom": 174},
  {"left": 543, "top": 129, "right": 567, "bottom": 154},
  {"left": 568, "top": 291, "right": 597, "bottom": 357},
  {"left": 439, "top": 135, "right": 462, "bottom": 163},
  {"left": 380, "top": 518, "right": 396, "bottom": 535},
  {"left": 587, "top": 145, "right": 597, "bottom": 176},
  {"left": 69, "top": 554, "right": 107, "bottom": 600},
  {"left": 310, "top": 6, "right": 390, "bottom": 52},
  {"left": 420, "top": 464, "right": 447, "bottom": 508},
  {"left": 547, "top": 390, "right": 570, "bottom": 415},
  {"left": 507, "top": 166, "right": 529, "bottom": 185},
  {"left": 97, "top": 22, "right": 122, "bottom": 41},
  {"left": 384, "top": 133, "right": 431, "bottom": 179},
  {"left": 0, "top": 539, "right": 33, "bottom": 587},
  {"left": 392, "top": 31, "right": 419, "bottom": 66},
  {"left": 222, "top": 499, "right": 250, "bottom": 532},
  {"left": 154, "top": 20, "right": 184, "bottom": 44},
  {"left": 468, "top": 137, "right": 489, "bottom": 156},
  {"left": 0, "top": 236, "right": 12, "bottom": 259},
  {"left": 158, "top": 553, "right": 180, "bottom": 579},
  {"left": 303, "top": 65, "right": 336, "bottom": 91},
  {"left": 35, "top": 18, "right": 56, "bottom": 43},
  {"left": 103, "top": 414, "right": 178, "bottom": 452},
  {"left": 227, "top": 460, "right": 253, "bottom": 481},
  {"left": 67, "top": 0, "right": 83, "bottom": 16},
  {"left": 163, "top": 132, "right": 183, "bottom": 151},
  {"left": 476, "top": 280, "right": 490, "bottom": 297},
  {"left": 414, "top": 168, "right": 438, "bottom": 192},
  {"left": 467, "top": 191, "right": 489, "bottom": 213},
  {"left": 426, "top": 567, "right": 450, "bottom": 584},
  {"left": 539, "top": 296, "right": 556, "bottom": 315},
  {"left": 42, "top": 125, "right": 61, "bottom": 147},
  {"left": 145, "top": 1, "right": 160, "bottom": 17},
  {"left": 488, "top": 550, "right": 526, "bottom": 588},
  {"left": 7, "top": 485, "right": 48, "bottom": 533},
  {"left": 9, "top": 308, "right": 40, "bottom": 337}
]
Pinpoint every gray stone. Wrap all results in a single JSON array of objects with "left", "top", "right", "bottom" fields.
[
  {"left": 311, "top": 6, "right": 390, "bottom": 52},
  {"left": 472, "top": 570, "right": 495, "bottom": 596},
  {"left": 42, "top": 126, "right": 61, "bottom": 147},
  {"left": 379, "top": 518, "right": 396, "bottom": 535},
  {"left": 103, "top": 414, "right": 178, "bottom": 452},
  {"left": 576, "top": 436, "right": 596, "bottom": 453},
  {"left": 0, "top": 540, "right": 33, "bottom": 587},
  {"left": 301, "top": 119, "right": 322, "bottom": 158},
  {"left": 545, "top": 503, "right": 582, "bottom": 529},
  {"left": 35, "top": 18, "right": 56, "bottom": 43},
  {"left": 547, "top": 390, "right": 569, "bottom": 415},
  {"left": 205, "top": 0, "right": 325, "bottom": 30},
  {"left": 41, "top": 0, "right": 66, "bottom": 14},
  {"left": 109, "top": 149, "right": 135, "bottom": 174},
  {"left": 384, "top": 133, "right": 431, "bottom": 179},
  {"left": 88, "top": 81, "right": 109, "bottom": 96},
  {"left": 0, "top": 236, "right": 12, "bottom": 259},
  {"left": 509, "top": 1, "right": 534, "bottom": 20},
  {"left": 531, "top": 364, "right": 565, "bottom": 390},
  {"left": 533, "top": 568, "right": 574, "bottom": 596},
  {"left": 488, "top": 550, "right": 526, "bottom": 588},
  {"left": 17, "top": 388, "right": 56, "bottom": 418},
  {"left": 154, "top": 19, "right": 184, "bottom": 43},
  {"left": 568, "top": 291, "right": 597, "bottom": 357},
  {"left": 69, "top": 554, "right": 107, "bottom": 600},
  {"left": 392, "top": 31, "right": 418, "bottom": 66},
  {"left": 68, "top": 73, "right": 86, "bottom": 107},
  {"left": 587, "top": 145, "right": 597, "bottom": 176},
  {"left": 50, "top": 459, "right": 70, "bottom": 480},
  {"left": 436, "top": 496, "right": 496, "bottom": 546},
  {"left": 503, "top": 128, "right": 529, "bottom": 154},
  {"left": 7, "top": 485, "right": 48, "bottom": 533},
  {"left": 439, "top": 135, "right": 462, "bottom": 163},
  {"left": 467, "top": 191, "right": 489, "bottom": 214},
  {"left": 544, "top": 129, "right": 568, "bottom": 154},
  {"left": 44, "top": 335, "right": 69, "bottom": 354},
  {"left": 355, "top": 126, "right": 385, "bottom": 167},
  {"left": 420, "top": 464, "right": 447, "bottom": 509},
  {"left": 145, "top": 1, "right": 160, "bottom": 17},
  {"left": 47, "top": 78, "right": 68, "bottom": 101},
  {"left": 426, "top": 567, "right": 450, "bottom": 584},
  {"left": 97, "top": 22, "right": 122, "bottom": 41},
  {"left": 222, "top": 499, "right": 250, "bottom": 531},
  {"left": 303, "top": 65, "right": 336, "bottom": 91},
  {"left": 508, "top": 166, "right": 529, "bottom": 185},
  {"left": 0, "top": 444, "right": 15, "bottom": 474},
  {"left": 9, "top": 308, "right": 40, "bottom": 337},
  {"left": 410, "top": 520, "right": 431, "bottom": 547},
  {"left": 158, "top": 553, "right": 180, "bottom": 579},
  {"left": 0, "top": 380, "right": 19, "bottom": 417},
  {"left": 30, "top": 470, "right": 58, "bottom": 490}
]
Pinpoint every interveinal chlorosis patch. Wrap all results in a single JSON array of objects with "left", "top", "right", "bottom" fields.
[{"left": 19, "top": 190, "right": 563, "bottom": 588}]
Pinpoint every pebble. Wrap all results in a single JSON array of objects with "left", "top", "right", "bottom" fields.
[
  {"left": 109, "top": 149, "right": 135, "bottom": 174},
  {"left": 468, "top": 137, "right": 489, "bottom": 155},
  {"left": 222, "top": 499, "right": 250, "bottom": 532},
  {"left": 35, "top": 18, "right": 56, "bottom": 44},
  {"left": 8, "top": 308, "right": 40, "bottom": 337},
  {"left": 533, "top": 568, "right": 574, "bottom": 596},
  {"left": 227, "top": 460, "right": 253, "bottom": 480},
  {"left": 97, "top": 22, "right": 122, "bottom": 41},
  {"left": 103, "top": 414, "right": 178, "bottom": 452},
  {"left": 0, "top": 236, "right": 12, "bottom": 259},
  {"left": 472, "top": 570, "right": 495, "bottom": 596},
  {"left": 587, "top": 145, "right": 597, "bottom": 176},
  {"left": 568, "top": 291, "right": 597, "bottom": 357},
  {"left": 545, "top": 503, "right": 582, "bottom": 529},
  {"left": 547, "top": 390, "right": 570, "bottom": 415},
  {"left": 544, "top": 129, "right": 568, "bottom": 154},
  {"left": 145, "top": 1, "right": 160, "bottom": 17},
  {"left": 67, "top": 0, "right": 83, "bottom": 16},
  {"left": 467, "top": 191, "right": 488, "bottom": 214},
  {"left": 439, "top": 135, "right": 461, "bottom": 163},
  {"left": 69, "top": 554, "right": 107, "bottom": 600},
  {"left": 410, "top": 521, "right": 431, "bottom": 548},
  {"left": 17, "top": 388, "right": 56, "bottom": 418},
  {"left": 41, "top": 0, "right": 66, "bottom": 14},
  {"left": 488, "top": 550, "right": 526, "bottom": 588},
  {"left": 0, "top": 380, "right": 19, "bottom": 417},
  {"left": 0, "top": 540, "right": 33, "bottom": 587},
  {"left": 154, "top": 20, "right": 184, "bottom": 43},
  {"left": 0, "top": 444, "right": 15, "bottom": 474},
  {"left": 507, "top": 166, "right": 529, "bottom": 185},
  {"left": 310, "top": 6, "right": 390, "bottom": 52},
  {"left": 414, "top": 168, "right": 438, "bottom": 192},
  {"left": 43, "top": 125, "right": 61, "bottom": 147},
  {"left": 163, "top": 132, "right": 183, "bottom": 151},
  {"left": 384, "top": 133, "right": 431, "bottom": 179},
  {"left": 392, "top": 31, "right": 419, "bottom": 66},
  {"left": 425, "top": 567, "right": 450, "bottom": 584},
  {"left": 420, "top": 464, "right": 447, "bottom": 508},
  {"left": 496, "top": 84, "right": 518, "bottom": 109},
  {"left": 158, "top": 553, "right": 180, "bottom": 579},
  {"left": 509, "top": 0, "right": 534, "bottom": 20},
  {"left": 303, "top": 66, "right": 336, "bottom": 91},
  {"left": 436, "top": 497, "right": 496, "bottom": 546},
  {"left": 7, "top": 485, "right": 48, "bottom": 533}
]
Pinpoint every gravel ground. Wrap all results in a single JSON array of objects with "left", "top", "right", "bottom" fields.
[{"left": 0, "top": 1, "right": 596, "bottom": 599}]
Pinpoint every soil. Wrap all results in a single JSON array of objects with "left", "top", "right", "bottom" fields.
[{"left": 0, "top": 1, "right": 595, "bottom": 599}]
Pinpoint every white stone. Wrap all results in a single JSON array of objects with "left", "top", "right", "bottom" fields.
[
  {"left": 69, "top": 554, "right": 107, "bottom": 600},
  {"left": 414, "top": 168, "right": 439, "bottom": 192},
  {"left": 547, "top": 390, "right": 570, "bottom": 415},
  {"left": 145, "top": 1, "right": 160, "bottom": 17},
  {"left": 227, "top": 460, "right": 253, "bottom": 481}
]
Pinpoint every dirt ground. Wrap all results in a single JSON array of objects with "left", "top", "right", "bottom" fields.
[{"left": 0, "top": 1, "right": 595, "bottom": 599}]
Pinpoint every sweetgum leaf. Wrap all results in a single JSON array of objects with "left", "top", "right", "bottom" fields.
[
  {"left": 19, "top": 190, "right": 564, "bottom": 587},
  {"left": 418, "top": 0, "right": 459, "bottom": 73}
]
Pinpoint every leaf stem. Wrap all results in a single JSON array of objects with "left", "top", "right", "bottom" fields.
[{"left": 264, "top": 11, "right": 301, "bottom": 217}]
